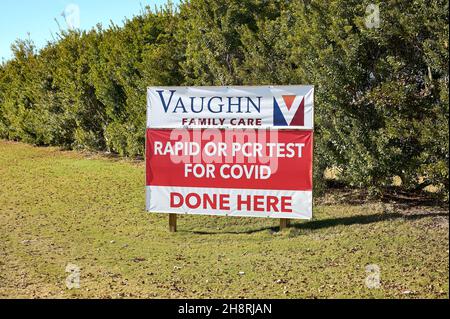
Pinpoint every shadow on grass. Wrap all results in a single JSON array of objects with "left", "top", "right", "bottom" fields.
[
  {"left": 182, "top": 211, "right": 448, "bottom": 235},
  {"left": 321, "top": 184, "right": 448, "bottom": 210}
]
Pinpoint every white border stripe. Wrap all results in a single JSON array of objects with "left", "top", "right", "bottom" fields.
[{"left": 146, "top": 186, "right": 312, "bottom": 220}]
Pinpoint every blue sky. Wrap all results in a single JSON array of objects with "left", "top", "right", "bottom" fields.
[{"left": 0, "top": 0, "right": 176, "bottom": 62}]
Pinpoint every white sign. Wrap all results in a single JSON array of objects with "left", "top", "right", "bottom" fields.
[{"left": 147, "top": 86, "right": 314, "bottom": 129}]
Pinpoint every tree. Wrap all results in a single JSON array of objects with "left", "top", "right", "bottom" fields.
[
  {"left": 287, "top": 0, "right": 449, "bottom": 195},
  {"left": 0, "top": 0, "right": 447, "bottom": 198},
  {"left": 178, "top": 0, "right": 285, "bottom": 85}
]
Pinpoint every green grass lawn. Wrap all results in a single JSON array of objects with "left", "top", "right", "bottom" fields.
[{"left": 0, "top": 140, "right": 448, "bottom": 299}]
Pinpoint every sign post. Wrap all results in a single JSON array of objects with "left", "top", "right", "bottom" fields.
[
  {"left": 169, "top": 214, "right": 177, "bottom": 232},
  {"left": 146, "top": 86, "right": 314, "bottom": 231},
  {"left": 280, "top": 218, "right": 291, "bottom": 231}
]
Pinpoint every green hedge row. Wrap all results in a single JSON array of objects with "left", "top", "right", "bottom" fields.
[{"left": 0, "top": 0, "right": 448, "bottom": 196}]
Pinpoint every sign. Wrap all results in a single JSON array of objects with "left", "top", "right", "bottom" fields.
[{"left": 146, "top": 86, "right": 314, "bottom": 220}]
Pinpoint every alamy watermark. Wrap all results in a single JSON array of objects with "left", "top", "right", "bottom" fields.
[
  {"left": 65, "top": 263, "right": 81, "bottom": 289},
  {"left": 365, "top": 264, "right": 381, "bottom": 289},
  {"left": 62, "top": 3, "right": 80, "bottom": 30},
  {"left": 365, "top": 4, "right": 381, "bottom": 29}
]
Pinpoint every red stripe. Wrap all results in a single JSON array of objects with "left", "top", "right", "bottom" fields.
[
  {"left": 290, "top": 98, "right": 305, "bottom": 126},
  {"left": 146, "top": 129, "right": 313, "bottom": 191}
]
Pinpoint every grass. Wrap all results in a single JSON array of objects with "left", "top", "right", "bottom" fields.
[{"left": 0, "top": 140, "right": 448, "bottom": 299}]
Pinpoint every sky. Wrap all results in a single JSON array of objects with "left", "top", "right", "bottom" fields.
[{"left": 0, "top": 0, "right": 176, "bottom": 62}]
